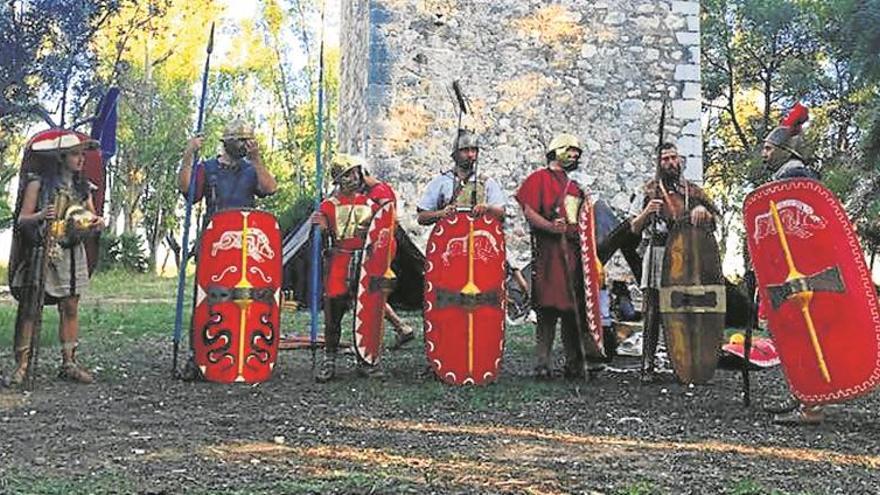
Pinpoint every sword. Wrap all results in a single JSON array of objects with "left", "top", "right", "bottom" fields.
[{"left": 768, "top": 200, "right": 832, "bottom": 383}]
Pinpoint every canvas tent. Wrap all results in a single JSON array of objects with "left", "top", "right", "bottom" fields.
[{"left": 281, "top": 215, "right": 425, "bottom": 310}]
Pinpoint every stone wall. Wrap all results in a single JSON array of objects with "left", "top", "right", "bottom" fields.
[{"left": 338, "top": 0, "right": 702, "bottom": 263}]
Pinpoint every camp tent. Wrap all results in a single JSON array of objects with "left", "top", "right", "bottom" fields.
[{"left": 281, "top": 215, "right": 425, "bottom": 310}]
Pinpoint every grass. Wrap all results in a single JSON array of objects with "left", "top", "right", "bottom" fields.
[
  {"left": 616, "top": 481, "right": 661, "bottom": 495},
  {"left": 0, "top": 271, "right": 829, "bottom": 495},
  {"left": 0, "top": 470, "right": 134, "bottom": 495}
]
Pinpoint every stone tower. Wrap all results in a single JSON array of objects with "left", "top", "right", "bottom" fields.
[{"left": 338, "top": 0, "right": 702, "bottom": 259}]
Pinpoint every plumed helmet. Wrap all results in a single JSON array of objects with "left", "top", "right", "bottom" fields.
[
  {"left": 546, "top": 133, "right": 581, "bottom": 158},
  {"left": 330, "top": 153, "right": 367, "bottom": 182},
  {"left": 764, "top": 102, "right": 809, "bottom": 159},
  {"left": 221, "top": 119, "right": 255, "bottom": 140}
]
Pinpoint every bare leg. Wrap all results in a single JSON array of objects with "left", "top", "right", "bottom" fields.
[
  {"left": 57, "top": 296, "right": 93, "bottom": 383},
  {"left": 386, "top": 303, "right": 414, "bottom": 349},
  {"left": 512, "top": 268, "right": 529, "bottom": 294},
  {"left": 535, "top": 307, "right": 559, "bottom": 377},
  {"left": 559, "top": 310, "right": 585, "bottom": 379},
  {"left": 316, "top": 296, "right": 348, "bottom": 382},
  {"left": 641, "top": 288, "right": 660, "bottom": 382}
]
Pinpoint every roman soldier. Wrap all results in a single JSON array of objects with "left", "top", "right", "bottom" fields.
[
  {"left": 760, "top": 104, "right": 817, "bottom": 182},
  {"left": 514, "top": 133, "right": 587, "bottom": 379},
  {"left": 6, "top": 129, "right": 106, "bottom": 386},
  {"left": 756, "top": 104, "right": 825, "bottom": 425},
  {"left": 178, "top": 119, "right": 278, "bottom": 220},
  {"left": 177, "top": 119, "right": 278, "bottom": 380},
  {"left": 311, "top": 154, "right": 393, "bottom": 382},
  {"left": 416, "top": 129, "right": 506, "bottom": 225},
  {"left": 628, "top": 142, "right": 719, "bottom": 382}
]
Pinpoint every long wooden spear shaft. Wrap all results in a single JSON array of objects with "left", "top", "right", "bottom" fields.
[
  {"left": 308, "top": 4, "right": 327, "bottom": 362},
  {"left": 451, "top": 80, "right": 482, "bottom": 378},
  {"left": 642, "top": 98, "right": 666, "bottom": 382},
  {"left": 172, "top": 23, "right": 215, "bottom": 375}
]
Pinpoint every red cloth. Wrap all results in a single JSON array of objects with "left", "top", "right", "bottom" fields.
[
  {"left": 365, "top": 182, "right": 396, "bottom": 205},
  {"left": 319, "top": 192, "right": 377, "bottom": 297},
  {"left": 515, "top": 168, "right": 584, "bottom": 311}
]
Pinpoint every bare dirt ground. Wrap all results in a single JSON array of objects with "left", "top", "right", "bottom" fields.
[{"left": 1, "top": 311, "right": 879, "bottom": 495}]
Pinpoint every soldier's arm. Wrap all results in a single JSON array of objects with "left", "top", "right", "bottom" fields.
[
  {"left": 416, "top": 177, "right": 453, "bottom": 225},
  {"left": 179, "top": 136, "right": 203, "bottom": 194},
  {"left": 688, "top": 184, "right": 719, "bottom": 226},
  {"left": 629, "top": 198, "right": 663, "bottom": 234},
  {"left": 310, "top": 211, "right": 329, "bottom": 231},
  {"left": 246, "top": 140, "right": 278, "bottom": 195},
  {"left": 417, "top": 206, "right": 455, "bottom": 225},
  {"left": 522, "top": 204, "right": 564, "bottom": 234},
  {"left": 483, "top": 178, "right": 507, "bottom": 221}
]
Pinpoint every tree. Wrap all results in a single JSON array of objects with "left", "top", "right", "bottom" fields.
[{"left": 702, "top": 0, "right": 880, "bottom": 271}]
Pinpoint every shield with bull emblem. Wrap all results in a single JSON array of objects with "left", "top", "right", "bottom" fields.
[
  {"left": 659, "top": 220, "right": 726, "bottom": 384},
  {"left": 193, "top": 209, "right": 282, "bottom": 383},
  {"left": 352, "top": 202, "right": 397, "bottom": 366},
  {"left": 744, "top": 178, "right": 880, "bottom": 405},
  {"left": 424, "top": 210, "right": 505, "bottom": 385}
]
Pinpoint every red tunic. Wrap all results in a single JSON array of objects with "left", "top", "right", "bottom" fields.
[
  {"left": 319, "top": 192, "right": 377, "bottom": 297},
  {"left": 365, "top": 182, "right": 396, "bottom": 205},
  {"left": 515, "top": 167, "right": 585, "bottom": 311}
]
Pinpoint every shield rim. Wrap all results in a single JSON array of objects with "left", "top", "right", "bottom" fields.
[
  {"left": 193, "top": 208, "right": 282, "bottom": 384},
  {"left": 423, "top": 211, "right": 506, "bottom": 385},
  {"left": 659, "top": 219, "right": 726, "bottom": 384},
  {"left": 352, "top": 201, "right": 396, "bottom": 366},
  {"left": 577, "top": 200, "right": 606, "bottom": 359},
  {"left": 744, "top": 178, "right": 880, "bottom": 404}
]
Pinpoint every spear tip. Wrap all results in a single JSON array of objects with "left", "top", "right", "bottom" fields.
[{"left": 207, "top": 22, "right": 216, "bottom": 53}]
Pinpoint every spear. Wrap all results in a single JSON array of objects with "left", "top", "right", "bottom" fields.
[
  {"left": 641, "top": 97, "right": 666, "bottom": 382},
  {"left": 172, "top": 22, "right": 215, "bottom": 375},
  {"left": 308, "top": 4, "right": 327, "bottom": 364}
]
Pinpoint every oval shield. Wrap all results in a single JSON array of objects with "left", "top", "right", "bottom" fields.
[
  {"left": 744, "top": 179, "right": 880, "bottom": 405},
  {"left": 660, "top": 221, "right": 725, "bottom": 384},
  {"left": 193, "top": 209, "right": 282, "bottom": 383},
  {"left": 353, "top": 202, "right": 397, "bottom": 366},
  {"left": 424, "top": 211, "right": 505, "bottom": 385}
]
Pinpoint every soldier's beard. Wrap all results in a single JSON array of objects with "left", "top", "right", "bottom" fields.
[
  {"left": 561, "top": 158, "right": 579, "bottom": 172},
  {"left": 660, "top": 167, "right": 681, "bottom": 186},
  {"left": 339, "top": 177, "right": 361, "bottom": 194},
  {"left": 764, "top": 146, "right": 791, "bottom": 171},
  {"left": 224, "top": 140, "right": 247, "bottom": 160},
  {"left": 455, "top": 158, "right": 475, "bottom": 173}
]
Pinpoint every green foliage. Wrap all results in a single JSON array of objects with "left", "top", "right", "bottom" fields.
[
  {"left": 97, "top": 232, "right": 149, "bottom": 273},
  {"left": 616, "top": 481, "right": 661, "bottom": 495},
  {"left": 703, "top": 0, "right": 880, "bottom": 269},
  {"left": 0, "top": 470, "right": 133, "bottom": 495}
]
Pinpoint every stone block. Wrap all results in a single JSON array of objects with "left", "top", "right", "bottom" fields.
[
  {"left": 681, "top": 119, "right": 702, "bottom": 136},
  {"left": 682, "top": 82, "right": 700, "bottom": 100},
  {"left": 672, "top": 99, "right": 701, "bottom": 120},
  {"left": 675, "top": 31, "right": 699, "bottom": 46},
  {"left": 676, "top": 135, "right": 702, "bottom": 157},
  {"left": 671, "top": 1, "right": 700, "bottom": 16},
  {"left": 674, "top": 64, "right": 700, "bottom": 81},
  {"left": 687, "top": 15, "right": 700, "bottom": 32}
]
